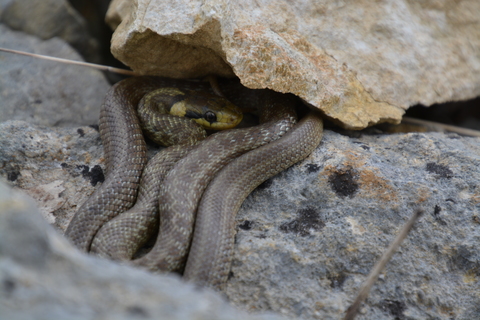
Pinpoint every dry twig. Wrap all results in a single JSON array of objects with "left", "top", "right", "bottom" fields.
[
  {"left": 0, "top": 47, "right": 137, "bottom": 76},
  {"left": 343, "top": 209, "right": 424, "bottom": 320}
]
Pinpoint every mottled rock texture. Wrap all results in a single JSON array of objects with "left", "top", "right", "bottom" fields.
[
  {"left": 1, "top": 120, "right": 479, "bottom": 320},
  {"left": 106, "top": 0, "right": 480, "bottom": 129},
  {"left": 226, "top": 129, "right": 480, "bottom": 319},
  {"left": 0, "top": 121, "right": 103, "bottom": 231}
]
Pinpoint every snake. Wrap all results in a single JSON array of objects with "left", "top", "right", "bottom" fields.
[
  {"left": 64, "top": 76, "right": 241, "bottom": 251},
  {"left": 64, "top": 76, "right": 324, "bottom": 289}
]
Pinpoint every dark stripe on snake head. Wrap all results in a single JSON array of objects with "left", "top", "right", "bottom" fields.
[{"left": 184, "top": 109, "right": 203, "bottom": 119}]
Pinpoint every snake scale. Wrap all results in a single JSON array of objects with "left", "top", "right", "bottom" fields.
[{"left": 65, "top": 76, "right": 324, "bottom": 289}]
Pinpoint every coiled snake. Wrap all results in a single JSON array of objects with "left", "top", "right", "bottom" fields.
[{"left": 65, "top": 76, "right": 324, "bottom": 290}]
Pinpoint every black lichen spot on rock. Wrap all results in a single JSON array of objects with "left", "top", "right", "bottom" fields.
[
  {"left": 238, "top": 220, "right": 253, "bottom": 230},
  {"left": 89, "top": 165, "right": 105, "bottom": 185},
  {"left": 426, "top": 162, "right": 453, "bottom": 179},
  {"left": 77, "top": 164, "right": 105, "bottom": 186},
  {"left": 353, "top": 141, "right": 370, "bottom": 150},
  {"left": 305, "top": 163, "right": 320, "bottom": 173},
  {"left": 328, "top": 168, "right": 359, "bottom": 198},
  {"left": 379, "top": 299, "right": 406, "bottom": 320},
  {"left": 433, "top": 205, "right": 447, "bottom": 226},
  {"left": 279, "top": 207, "right": 325, "bottom": 236},
  {"left": 61, "top": 162, "right": 69, "bottom": 169},
  {"left": 327, "top": 272, "right": 347, "bottom": 289},
  {"left": 360, "top": 144, "right": 370, "bottom": 150},
  {"left": 77, "top": 128, "right": 85, "bottom": 137},
  {"left": 7, "top": 170, "right": 20, "bottom": 182},
  {"left": 125, "top": 305, "right": 149, "bottom": 318}
]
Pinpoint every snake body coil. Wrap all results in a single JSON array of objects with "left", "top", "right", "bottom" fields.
[{"left": 65, "top": 76, "right": 324, "bottom": 289}]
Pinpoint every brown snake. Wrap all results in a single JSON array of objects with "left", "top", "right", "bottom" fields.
[{"left": 65, "top": 76, "right": 323, "bottom": 289}]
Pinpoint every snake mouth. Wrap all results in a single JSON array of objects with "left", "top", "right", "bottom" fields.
[
  {"left": 212, "top": 99, "right": 244, "bottom": 130},
  {"left": 209, "top": 110, "right": 243, "bottom": 130}
]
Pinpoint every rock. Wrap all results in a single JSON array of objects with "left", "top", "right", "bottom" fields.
[
  {"left": 0, "top": 0, "right": 100, "bottom": 62},
  {"left": 1, "top": 120, "right": 479, "bottom": 319},
  {"left": 0, "top": 24, "right": 110, "bottom": 127},
  {"left": 0, "top": 180, "right": 286, "bottom": 320},
  {"left": 105, "top": 0, "right": 480, "bottom": 129},
  {"left": 105, "top": 0, "right": 133, "bottom": 30},
  {"left": 0, "top": 0, "right": 9, "bottom": 13},
  {"left": 0, "top": 120, "right": 104, "bottom": 231},
  {"left": 227, "top": 129, "right": 480, "bottom": 319}
]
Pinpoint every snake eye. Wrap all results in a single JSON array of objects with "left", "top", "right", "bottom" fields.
[{"left": 204, "top": 111, "right": 217, "bottom": 123}]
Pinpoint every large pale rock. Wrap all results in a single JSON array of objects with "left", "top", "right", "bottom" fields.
[
  {"left": 1, "top": 120, "right": 479, "bottom": 319},
  {"left": 106, "top": 0, "right": 480, "bottom": 129}
]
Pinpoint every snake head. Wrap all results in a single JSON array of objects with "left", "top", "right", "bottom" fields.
[{"left": 179, "top": 93, "right": 243, "bottom": 130}]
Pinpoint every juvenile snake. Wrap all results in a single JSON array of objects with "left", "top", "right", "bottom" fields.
[{"left": 65, "top": 76, "right": 323, "bottom": 289}]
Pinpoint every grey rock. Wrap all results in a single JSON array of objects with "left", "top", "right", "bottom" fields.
[
  {"left": 227, "top": 129, "right": 480, "bottom": 320},
  {"left": 0, "top": 24, "right": 110, "bottom": 127},
  {"left": 0, "top": 0, "right": 9, "bottom": 14},
  {"left": 0, "top": 0, "right": 100, "bottom": 62},
  {"left": 1, "top": 120, "right": 479, "bottom": 319},
  {"left": 0, "top": 180, "right": 286, "bottom": 320}
]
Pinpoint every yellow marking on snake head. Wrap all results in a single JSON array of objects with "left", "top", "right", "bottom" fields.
[{"left": 170, "top": 100, "right": 188, "bottom": 118}]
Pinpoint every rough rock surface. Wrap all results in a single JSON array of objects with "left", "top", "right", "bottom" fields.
[
  {"left": 0, "top": 180, "right": 286, "bottom": 320},
  {"left": 1, "top": 120, "right": 479, "bottom": 320},
  {"left": 0, "top": 120, "right": 103, "bottom": 231},
  {"left": 227, "top": 129, "right": 480, "bottom": 319},
  {"left": 106, "top": 0, "right": 480, "bottom": 129},
  {"left": 0, "top": 24, "right": 110, "bottom": 127},
  {"left": 0, "top": 0, "right": 100, "bottom": 62}
]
